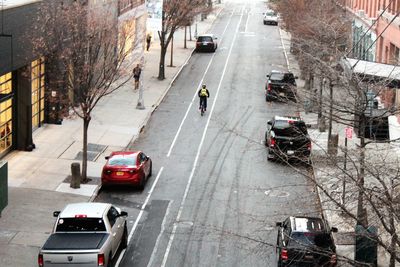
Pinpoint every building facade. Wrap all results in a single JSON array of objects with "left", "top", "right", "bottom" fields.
[{"left": 0, "top": 0, "right": 146, "bottom": 158}]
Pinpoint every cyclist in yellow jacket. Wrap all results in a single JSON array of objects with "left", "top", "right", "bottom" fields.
[{"left": 198, "top": 84, "right": 210, "bottom": 111}]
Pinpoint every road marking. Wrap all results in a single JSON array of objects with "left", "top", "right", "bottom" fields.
[
  {"left": 115, "top": 166, "right": 164, "bottom": 267},
  {"left": 160, "top": 6, "right": 245, "bottom": 267},
  {"left": 244, "top": 5, "right": 250, "bottom": 33},
  {"left": 166, "top": 10, "right": 235, "bottom": 158}
]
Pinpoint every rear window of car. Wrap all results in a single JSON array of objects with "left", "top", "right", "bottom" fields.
[
  {"left": 197, "top": 36, "right": 213, "bottom": 42},
  {"left": 56, "top": 218, "right": 106, "bottom": 232},
  {"left": 270, "top": 72, "right": 295, "bottom": 83},
  {"left": 290, "top": 232, "right": 334, "bottom": 249},
  {"left": 273, "top": 120, "right": 308, "bottom": 136},
  {"left": 266, "top": 11, "right": 276, "bottom": 16},
  {"left": 108, "top": 155, "right": 136, "bottom": 166},
  {"left": 270, "top": 73, "right": 285, "bottom": 81}
]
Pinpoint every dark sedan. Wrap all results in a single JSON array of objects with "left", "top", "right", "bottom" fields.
[{"left": 195, "top": 34, "right": 218, "bottom": 52}]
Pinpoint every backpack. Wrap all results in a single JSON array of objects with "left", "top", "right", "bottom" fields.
[{"left": 200, "top": 88, "right": 208, "bottom": 97}]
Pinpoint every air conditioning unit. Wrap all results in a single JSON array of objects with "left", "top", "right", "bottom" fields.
[{"left": 358, "top": 10, "right": 366, "bottom": 18}]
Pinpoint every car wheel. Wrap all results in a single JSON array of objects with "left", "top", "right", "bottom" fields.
[
  {"left": 148, "top": 162, "right": 153, "bottom": 177},
  {"left": 121, "top": 223, "right": 128, "bottom": 249},
  {"left": 139, "top": 174, "right": 145, "bottom": 190},
  {"left": 107, "top": 253, "right": 114, "bottom": 267},
  {"left": 263, "top": 21, "right": 266, "bottom": 25},
  {"left": 266, "top": 95, "right": 272, "bottom": 102},
  {"left": 267, "top": 148, "right": 275, "bottom": 161}
]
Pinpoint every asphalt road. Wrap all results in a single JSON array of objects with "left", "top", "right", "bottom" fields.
[{"left": 96, "top": 0, "right": 322, "bottom": 266}]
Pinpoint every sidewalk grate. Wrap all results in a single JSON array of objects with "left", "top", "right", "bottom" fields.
[{"left": 74, "top": 143, "right": 107, "bottom": 162}]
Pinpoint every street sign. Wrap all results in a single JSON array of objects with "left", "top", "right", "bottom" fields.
[{"left": 345, "top": 127, "right": 353, "bottom": 139}]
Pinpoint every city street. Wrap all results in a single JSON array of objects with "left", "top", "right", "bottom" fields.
[{"left": 96, "top": 1, "right": 322, "bottom": 266}]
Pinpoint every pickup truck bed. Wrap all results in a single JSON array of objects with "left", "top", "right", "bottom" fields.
[{"left": 42, "top": 233, "right": 109, "bottom": 250}]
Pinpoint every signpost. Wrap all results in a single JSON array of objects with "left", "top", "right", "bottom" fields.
[{"left": 342, "top": 127, "right": 353, "bottom": 205}]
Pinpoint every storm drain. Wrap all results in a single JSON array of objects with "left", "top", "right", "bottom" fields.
[{"left": 74, "top": 143, "right": 107, "bottom": 161}]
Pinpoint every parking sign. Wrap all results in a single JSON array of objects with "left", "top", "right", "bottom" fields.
[{"left": 345, "top": 127, "right": 353, "bottom": 139}]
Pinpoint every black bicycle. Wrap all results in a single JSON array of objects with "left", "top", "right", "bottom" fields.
[{"left": 200, "top": 102, "right": 206, "bottom": 116}]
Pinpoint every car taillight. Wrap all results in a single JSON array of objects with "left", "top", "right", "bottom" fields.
[
  {"left": 330, "top": 254, "right": 337, "bottom": 265},
  {"left": 267, "top": 84, "right": 271, "bottom": 91},
  {"left": 281, "top": 249, "right": 288, "bottom": 260},
  {"left": 98, "top": 253, "right": 105, "bottom": 266},
  {"left": 270, "top": 137, "right": 276, "bottom": 147},
  {"left": 38, "top": 254, "right": 43, "bottom": 267},
  {"left": 307, "top": 142, "right": 312, "bottom": 150}
]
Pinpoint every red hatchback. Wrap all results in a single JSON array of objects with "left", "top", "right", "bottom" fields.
[{"left": 101, "top": 151, "right": 152, "bottom": 189}]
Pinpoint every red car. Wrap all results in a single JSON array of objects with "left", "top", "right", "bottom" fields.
[{"left": 101, "top": 151, "right": 152, "bottom": 189}]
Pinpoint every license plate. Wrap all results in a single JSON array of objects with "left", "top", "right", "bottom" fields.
[
  {"left": 116, "top": 171, "right": 124, "bottom": 176},
  {"left": 202, "top": 42, "right": 208, "bottom": 46},
  {"left": 287, "top": 150, "right": 294, "bottom": 155},
  {"left": 279, "top": 92, "right": 285, "bottom": 96}
]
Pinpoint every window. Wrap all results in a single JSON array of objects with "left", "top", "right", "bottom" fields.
[
  {"left": 0, "top": 72, "right": 13, "bottom": 155},
  {"left": 108, "top": 154, "right": 137, "bottom": 166},
  {"left": 107, "top": 206, "right": 119, "bottom": 227},
  {"left": 31, "top": 57, "right": 45, "bottom": 130},
  {"left": 55, "top": 218, "right": 106, "bottom": 232}
]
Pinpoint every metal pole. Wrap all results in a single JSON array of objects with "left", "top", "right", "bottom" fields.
[
  {"left": 194, "top": 22, "right": 198, "bottom": 39},
  {"left": 342, "top": 136, "right": 347, "bottom": 205},
  {"left": 136, "top": 26, "right": 145, "bottom": 110},
  {"left": 169, "top": 34, "right": 174, "bottom": 67}
]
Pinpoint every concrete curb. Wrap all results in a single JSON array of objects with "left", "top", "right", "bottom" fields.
[{"left": 88, "top": 5, "right": 224, "bottom": 202}]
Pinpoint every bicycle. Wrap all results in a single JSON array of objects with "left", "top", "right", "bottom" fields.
[{"left": 200, "top": 102, "right": 206, "bottom": 116}]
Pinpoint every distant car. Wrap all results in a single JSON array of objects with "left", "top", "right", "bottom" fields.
[
  {"left": 276, "top": 216, "right": 338, "bottom": 267},
  {"left": 265, "top": 70, "right": 298, "bottom": 102},
  {"left": 195, "top": 34, "right": 218, "bottom": 52},
  {"left": 265, "top": 116, "right": 311, "bottom": 162},
  {"left": 101, "top": 151, "right": 152, "bottom": 189},
  {"left": 263, "top": 10, "right": 279, "bottom": 25}
]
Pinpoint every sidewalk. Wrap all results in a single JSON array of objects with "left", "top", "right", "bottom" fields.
[
  {"left": 0, "top": 6, "right": 223, "bottom": 267},
  {"left": 279, "top": 28, "right": 396, "bottom": 266}
]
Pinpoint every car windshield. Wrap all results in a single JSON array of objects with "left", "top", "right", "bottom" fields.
[
  {"left": 198, "top": 36, "right": 212, "bottom": 42},
  {"left": 56, "top": 218, "right": 106, "bottom": 232},
  {"left": 270, "top": 72, "right": 295, "bottom": 83},
  {"left": 274, "top": 120, "right": 308, "bottom": 136},
  {"left": 108, "top": 155, "right": 136, "bottom": 166},
  {"left": 266, "top": 11, "right": 276, "bottom": 16}
]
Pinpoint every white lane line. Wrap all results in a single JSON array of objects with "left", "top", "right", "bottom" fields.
[
  {"left": 166, "top": 10, "right": 235, "bottom": 158},
  {"left": 160, "top": 7, "right": 245, "bottom": 267},
  {"left": 278, "top": 27, "right": 290, "bottom": 71},
  {"left": 115, "top": 166, "right": 165, "bottom": 267},
  {"left": 146, "top": 201, "right": 172, "bottom": 267},
  {"left": 244, "top": 6, "right": 250, "bottom": 32}
]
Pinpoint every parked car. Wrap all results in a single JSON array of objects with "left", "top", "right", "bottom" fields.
[
  {"left": 265, "top": 70, "right": 298, "bottom": 102},
  {"left": 195, "top": 34, "right": 218, "bottom": 52},
  {"left": 276, "top": 216, "right": 338, "bottom": 267},
  {"left": 38, "top": 203, "right": 128, "bottom": 267},
  {"left": 263, "top": 10, "right": 279, "bottom": 25},
  {"left": 101, "top": 151, "right": 152, "bottom": 189},
  {"left": 265, "top": 116, "right": 311, "bottom": 162}
]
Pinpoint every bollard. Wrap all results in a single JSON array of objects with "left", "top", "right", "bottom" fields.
[
  {"left": 70, "top": 162, "right": 81, "bottom": 189},
  {"left": 328, "top": 134, "right": 338, "bottom": 156}
]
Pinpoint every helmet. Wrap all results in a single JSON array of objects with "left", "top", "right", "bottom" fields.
[{"left": 202, "top": 84, "right": 206, "bottom": 89}]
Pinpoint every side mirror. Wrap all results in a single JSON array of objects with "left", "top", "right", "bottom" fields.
[
  {"left": 120, "top": 211, "right": 128, "bottom": 217},
  {"left": 276, "top": 222, "right": 282, "bottom": 227},
  {"left": 105, "top": 156, "right": 110, "bottom": 160},
  {"left": 266, "top": 75, "right": 270, "bottom": 78},
  {"left": 306, "top": 123, "right": 312, "bottom": 128},
  {"left": 267, "top": 120, "right": 272, "bottom": 125},
  {"left": 294, "top": 76, "right": 299, "bottom": 79},
  {"left": 53, "top": 211, "right": 60, "bottom": 217},
  {"left": 331, "top": 227, "right": 338, "bottom": 233},
  {"left": 146, "top": 156, "right": 150, "bottom": 160},
  {"left": 214, "top": 37, "right": 218, "bottom": 40}
]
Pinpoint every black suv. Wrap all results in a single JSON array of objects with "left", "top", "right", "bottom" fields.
[
  {"left": 265, "top": 116, "right": 311, "bottom": 162},
  {"left": 265, "top": 70, "right": 298, "bottom": 102},
  {"left": 276, "top": 216, "right": 338, "bottom": 267}
]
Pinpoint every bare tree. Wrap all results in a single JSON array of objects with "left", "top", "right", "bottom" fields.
[
  {"left": 158, "top": 0, "right": 210, "bottom": 80},
  {"left": 273, "top": 0, "right": 400, "bottom": 265},
  {"left": 33, "top": 0, "right": 137, "bottom": 181}
]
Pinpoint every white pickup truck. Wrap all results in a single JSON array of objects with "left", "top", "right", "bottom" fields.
[{"left": 38, "top": 202, "right": 128, "bottom": 267}]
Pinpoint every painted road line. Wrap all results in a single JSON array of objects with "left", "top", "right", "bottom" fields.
[
  {"left": 166, "top": 10, "right": 234, "bottom": 158},
  {"left": 278, "top": 27, "right": 290, "bottom": 71},
  {"left": 115, "top": 166, "right": 165, "bottom": 267},
  {"left": 160, "top": 6, "right": 245, "bottom": 267}
]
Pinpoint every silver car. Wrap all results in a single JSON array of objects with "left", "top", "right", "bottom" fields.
[
  {"left": 263, "top": 10, "right": 279, "bottom": 25},
  {"left": 38, "top": 202, "right": 128, "bottom": 267}
]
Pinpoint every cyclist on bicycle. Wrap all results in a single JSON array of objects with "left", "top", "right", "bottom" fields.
[{"left": 198, "top": 84, "right": 210, "bottom": 111}]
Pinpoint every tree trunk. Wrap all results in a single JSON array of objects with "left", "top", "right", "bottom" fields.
[
  {"left": 81, "top": 116, "right": 90, "bottom": 183},
  {"left": 169, "top": 35, "right": 174, "bottom": 67},
  {"left": 158, "top": 44, "right": 167, "bottom": 80}
]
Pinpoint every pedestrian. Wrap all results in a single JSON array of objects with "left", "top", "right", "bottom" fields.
[
  {"left": 146, "top": 34, "right": 152, "bottom": 51},
  {"left": 133, "top": 64, "right": 142, "bottom": 90}
]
